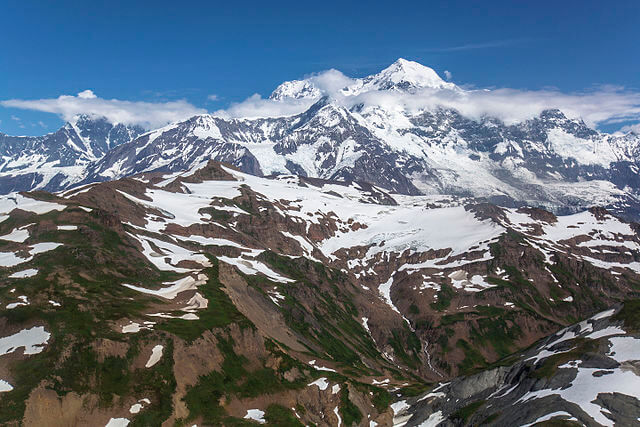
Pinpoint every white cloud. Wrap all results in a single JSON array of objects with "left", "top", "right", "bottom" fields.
[
  {"left": 77, "top": 89, "right": 97, "bottom": 99},
  {"left": 1, "top": 90, "right": 206, "bottom": 129},
  {"left": 207, "top": 94, "right": 219, "bottom": 102},
  {"left": 215, "top": 93, "right": 316, "bottom": 119},
  {"left": 217, "top": 68, "right": 640, "bottom": 131},
  {"left": 10, "top": 115, "right": 21, "bottom": 121},
  {"left": 621, "top": 123, "right": 640, "bottom": 134},
  {"left": 444, "top": 70, "right": 453, "bottom": 81}
]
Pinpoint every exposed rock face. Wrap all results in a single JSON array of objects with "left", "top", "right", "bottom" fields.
[
  {"left": 399, "top": 304, "right": 640, "bottom": 426},
  {"left": 0, "top": 114, "right": 143, "bottom": 193}
]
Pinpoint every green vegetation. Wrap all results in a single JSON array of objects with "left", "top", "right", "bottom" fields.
[
  {"left": 531, "top": 338, "right": 598, "bottom": 379},
  {"left": 430, "top": 282, "right": 454, "bottom": 311},
  {"left": 159, "top": 257, "right": 252, "bottom": 341},
  {"left": 253, "top": 251, "right": 386, "bottom": 375},
  {"left": 388, "top": 327, "right": 422, "bottom": 369},
  {"left": 456, "top": 339, "right": 487, "bottom": 374},
  {"left": 183, "top": 334, "right": 309, "bottom": 424},
  {"left": 614, "top": 299, "right": 640, "bottom": 331},
  {"left": 339, "top": 386, "right": 363, "bottom": 425},
  {"left": 264, "top": 404, "right": 304, "bottom": 426}
]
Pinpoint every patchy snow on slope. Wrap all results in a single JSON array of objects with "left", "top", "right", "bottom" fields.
[
  {"left": 124, "top": 274, "right": 207, "bottom": 300},
  {"left": 127, "top": 233, "right": 211, "bottom": 273},
  {"left": 520, "top": 411, "right": 578, "bottom": 427},
  {"left": 8, "top": 268, "right": 38, "bottom": 278},
  {"left": 0, "top": 326, "right": 50, "bottom": 356},
  {"left": 0, "top": 226, "right": 30, "bottom": 242},
  {"left": 218, "top": 255, "right": 294, "bottom": 283},
  {"left": 121, "top": 321, "right": 155, "bottom": 334},
  {"left": 0, "top": 251, "right": 31, "bottom": 267},
  {"left": 334, "top": 406, "right": 342, "bottom": 426},
  {"left": 173, "top": 235, "right": 254, "bottom": 251},
  {"left": 0, "top": 379, "right": 13, "bottom": 392},
  {"left": 57, "top": 225, "right": 78, "bottom": 231},
  {"left": 308, "top": 377, "right": 329, "bottom": 391},
  {"left": 0, "top": 193, "right": 66, "bottom": 216},
  {"left": 416, "top": 410, "right": 445, "bottom": 427},
  {"left": 244, "top": 409, "right": 266, "bottom": 424},
  {"left": 105, "top": 418, "right": 130, "bottom": 427},
  {"left": 448, "top": 270, "right": 497, "bottom": 292},
  {"left": 6, "top": 295, "right": 29, "bottom": 309},
  {"left": 321, "top": 205, "right": 502, "bottom": 263},
  {"left": 30, "top": 242, "right": 63, "bottom": 255},
  {"left": 308, "top": 359, "right": 337, "bottom": 372},
  {"left": 145, "top": 345, "right": 164, "bottom": 368}
]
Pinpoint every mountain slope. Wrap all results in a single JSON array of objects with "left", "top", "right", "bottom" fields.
[
  {"left": 398, "top": 302, "right": 640, "bottom": 426},
  {"left": 64, "top": 59, "right": 640, "bottom": 220},
  {"left": 1, "top": 161, "right": 640, "bottom": 425},
  {"left": 0, "top": 115, "right": 143, "bottom": 193}
]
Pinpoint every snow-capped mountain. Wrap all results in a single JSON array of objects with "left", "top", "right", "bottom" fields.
[
  {"left": 270, "top": 58, "right": 457, "bottom": 101},
  {"left": 73, "top": 59, "right": 640, "bottom": 219},
  {"left": 0, "top": 115, "right": 143, "bottom": 193},
  {"left": 2, "top": 59, "right": 640, "bottom": 220}
]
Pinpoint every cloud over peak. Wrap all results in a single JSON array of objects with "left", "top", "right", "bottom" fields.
[{"left": 1, "top": 90, "right": 205, "bottom": 129}]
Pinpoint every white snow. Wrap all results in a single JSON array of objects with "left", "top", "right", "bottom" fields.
[
  {"left": 607, "top": 336, "right": 640, "bottom": 363},
  {"left": 121, "top": 321, "right": 155, "bottom": 334},
  {"left": 308, "top": 359, "right": 337, "bottom": 372},
  {"left": 6, "top": 295, "right": 29, "bottom": 309},
  {"left": 0, "top": 326, "right": 51, "bottom": 356},
  {"left": 105, "top": 418, "right": 130, "bottom": 427},
  {"left": 218, "top": 256, "right": 294, "bottom": 283},
  {"left": 417, "top": 411, "right": 445, "bottom": 427},
  {"left": 308, "top": 377, "right": 329, "bottom": 391},
  {"left": 520, "top": 411, "right": 578, "bottom": 427},
  {"left": 244, "top": 409, "right": 266, "bottom": 424},
  {"left": 0, "top": 251, "right": 30, "bottom": 267},
  {"left": 145, "top": 345, "right": 164, "bottom": 368},
  {"left": 57, "top": 225, "right": 78, "bottom": 231},
  {"left": 0, "top": 227, "right": 30, "bottom": 242},
  {"left": 391, "top": 400, "right": 412, "bottom": 426},
  {"left": 29, "top": 242, "right": 63, "bottom": 255},
  {"left": 518, "top": 333, "right": 640, "bottom": 427},
  {"left": 448, "top": 270, "right": 496, "bottom": 292},
  {"left": 124, "top": 274, "right": 207, "bottom": 300},
  {"left": 333, "top": 406, "right": 342, "bottom": 426},
  {"left": 8, "top": 268, "right": 38, "bottom": 278},
  {"left": 0, "top": 379, "right": 13, "bottom": 392},
  {"left": 127, "top": 233, "right": 211, "bottom": 273},
  {"left": 0, "top": 194, "right": 66, "bottom": 216}
]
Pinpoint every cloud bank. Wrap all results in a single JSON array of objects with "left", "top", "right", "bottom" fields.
[
  {"left": 1, "top": 90, "right": 206, "bottom": 129},
  {"left": 2, "top": 65, "right": 640, "bottom": 133},
  {"left": 217, "top": 69, "right": 640, "bottom": 131}
]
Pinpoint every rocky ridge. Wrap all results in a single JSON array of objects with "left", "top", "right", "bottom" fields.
[{"left": 0, "top": 161, "right": 639, "bottom": 425}]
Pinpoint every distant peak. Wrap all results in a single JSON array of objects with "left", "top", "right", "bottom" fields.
[
  {"left": 378, "top": 58, "right": 447, "bottom": 86},
  {"left": 340, "top": 58, "right": 456, "bottom": 95}
]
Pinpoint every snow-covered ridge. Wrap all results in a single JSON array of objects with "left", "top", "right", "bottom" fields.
[{"left": 2, "top": 59, "right": 640, "bottom": 222}]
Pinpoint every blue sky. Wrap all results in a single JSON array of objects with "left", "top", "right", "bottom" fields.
[{"left": 1, "top": 0, "right": 639, "bottom": 135}]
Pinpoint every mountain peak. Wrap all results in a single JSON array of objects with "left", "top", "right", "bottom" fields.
[
  {"left": 373, "top": 58, "right": 452, "bottom": 89},
  {"left": 342, "top": 58, "right": 457, "bottom": 95}
]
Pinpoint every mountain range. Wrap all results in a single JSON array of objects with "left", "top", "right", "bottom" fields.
[
  {"left": 3, "top": 59, "right": 640, "bottom": 220},
  {"left": 1, "top": 60, "right": 640, "bottom": 426}
]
